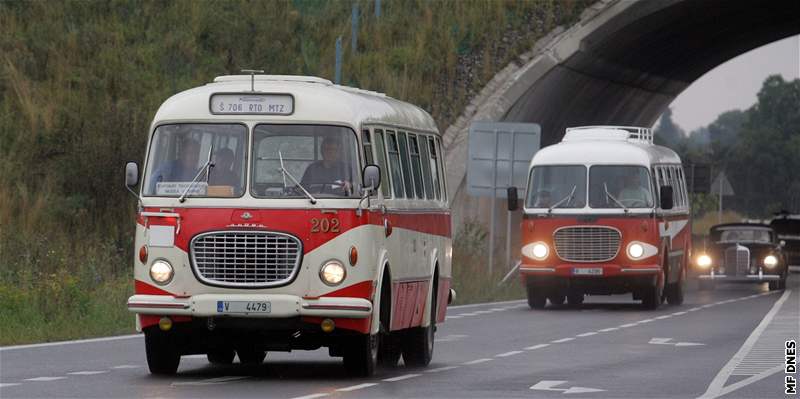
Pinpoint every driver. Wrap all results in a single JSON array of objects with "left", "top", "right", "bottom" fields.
[
  {"left": 149, "top": 138, "right": 201, "bottom": 193},
  {"left": 301, "top": 137, "right": 352, "bottom": 195},
  {"left": 618, "top": 171, "right": 651, "bottom": 206}
]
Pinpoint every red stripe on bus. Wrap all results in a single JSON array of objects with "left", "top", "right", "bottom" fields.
[{"left": 135, "top": 280, "right": 175, "bottom": 296}]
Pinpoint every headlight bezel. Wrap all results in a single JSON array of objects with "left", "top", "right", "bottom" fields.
[
  {"left": 763, "top": 255, "right": 778, "bottom": 268},
  {"left": 319, "top": 260, "right": 346, "bottom": 286},
  {"left": 149, "top": 259, "right": 174, "bottom": 285}
]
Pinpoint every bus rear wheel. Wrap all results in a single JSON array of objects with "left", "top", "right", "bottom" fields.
[
  {"left": 144, "top": 329, "right": 180, "bottom": 375},
  {"left": 403, "top": 277, "right": 437, "bottom": 367}
]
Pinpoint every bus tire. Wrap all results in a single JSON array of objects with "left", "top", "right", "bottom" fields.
[
  {"left": 237, "top": 349, "right": 266, "bottom": 365},
  {"left": 641, "top": 282, "right": 662, "bottom": 310},
  {"left": 207, "top": 348, "right": 235, "bottom": 365},
  {"left": 377, "top": 271, "right": 401, "bottom": 368},
  {"left": 526, "top": 284, "right": 547, "bottom": 309},
  {"left": 548, "top": 294, "right": 565, "bottom": 306},
  {"left": 665, "top": 268, "right": 685, "bottom": 306},
  {"left": 567, "top": 293, "right": 584, "bottom": 306},
  {"left": 402, "top": 276, "right": 437, "bottom": 368},
  {"left": 144, "top": 329, "right": 180, "bottom": 375},
  {"left": 343, "top": 333, "right": 378, "bottom": 377}
]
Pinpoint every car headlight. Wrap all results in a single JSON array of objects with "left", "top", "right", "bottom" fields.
[
  {"left": 522, "top": 242, "right": 549, "bottom": 261},
  {"left": 627, "top": 242, "right": 645, "bottom": 260},
  {"left": 763, "top": 255, "right": 778, "bottom": 268},
  {"left": 320, "top": 260, "right": 346, "bottom": 286},
  {"left": 149, "top": 260, "right": 174, "bottom": 285},
  {"left": 697, "top": 254, "right": 712, "bottom": 268}
]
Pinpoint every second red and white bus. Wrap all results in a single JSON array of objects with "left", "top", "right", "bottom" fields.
[{"left": 513, "top": 126, "right": 691, "bottom": 310}]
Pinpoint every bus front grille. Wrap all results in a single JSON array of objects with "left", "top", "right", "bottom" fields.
[
  {"left": 553, "top": 226, "right": 621, "bottom": 262},
  {"left": 190, "top": 231, "right": 302, "bottom": 287}
]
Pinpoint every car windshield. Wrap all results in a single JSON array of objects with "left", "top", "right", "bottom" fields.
[
  {"left": 717, "top": 228, "right": 773, "bottom": 243},
  {"left": 143, "top": 124, "right": 247, "bottom": 197},
  {"left": 251, "top": 124, "right": 361, "bottom": 198},
  {"left": 525, "top": 165, "right": 587, "bottom": 209},
  {"left": 589, "top": 165, "right": 654, "bottom": 208}
]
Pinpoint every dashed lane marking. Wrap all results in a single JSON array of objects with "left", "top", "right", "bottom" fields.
[
  {"left": 111, "top": 365, "right": 140, "bottom": 369},
  {"left": 524, "top": 344, "right": 550, "bottom": 350},
  {"left": 551, "top": 337, "right": 575, "bottom": 343},
  {"left": 24, "top": 377, "right": 67, "bottom": 382},
  {"left": 426, "top": 365, "right": 459, "bottom": 373},
  {"left": 0, "top": 383, "right": 21, "bottom": 388},
  {"left": 496, "top": 350, "right": 523, "bottom": 358},
  {"left": 290, "top": 393, "right": 329, "bottom": 399},
  {"left": 577, "top": 332, "right": 597, "bottom": 337},
  {"left": 171, "top": 376, "right": 249, "bottom": 386},
  {"left": 336, "top": 383, "right": 379, "bottom": 392},
  {"left": 463, "top": 358, "right": 493, "bottom": 365},
  {"left": 655, "top": 315, "right": 672, "bottom": 320},
  {"left": 619, "top": 323, "right": 637, "bottom": 328},
  {"left": 67, "top": 371, "right": 109, "bottom": 375},
  {"left": 0, "top": 334, "right": 141, "bottom": 352},
  {"left": 382, "top": 374, "right": 421, "bottom": 382},
  {"left": 599, "top": 327, "right": 619, "bottom": 332}
]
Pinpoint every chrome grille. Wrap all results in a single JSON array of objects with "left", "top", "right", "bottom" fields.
[
  {"left": 553, "top": 226, "right": 621, "bottom": 262},
  {"left": 724, "top": 245, "right": 750, "bottom": 275},
  {"left": 191, "top": 231, "right": 302, "bottom": 287}
]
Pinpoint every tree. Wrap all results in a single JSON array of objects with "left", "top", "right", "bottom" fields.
[{"left": 653, "top": 107, "right": 684, "bottom": 147}]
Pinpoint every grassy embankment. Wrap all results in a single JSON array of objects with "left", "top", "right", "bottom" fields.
[{"left": 0, "top": 0, "right": 586, "bottom": 345}]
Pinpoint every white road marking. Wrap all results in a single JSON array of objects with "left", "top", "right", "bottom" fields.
[
  {"left": 649, "top": 338, "right": 705, "bottom": 347},
  {"left": 637, "top": 318, "right": 655, "bottom": 323},
  {"left": 489, "top": 308, "right": 505, "bottom": 312},
  {"left": 24, "top": 377, "right": 67, "bottom": 382},
  {"left": 458, "top": 312, "right": 480, "bottom": 317},
  {"left": 672, "top": 311, "right": 687, "bottom": 316},
  {"left": 382, "top": 373, "right": 421, "bottom": 382},
  {"left": 525, "top": 344, "right": 550, "bottom": 350},
  {"left": 530, "top": 380, "right": 605, "bottom": 394},
  {"left": 473, "top": 310, "right": 493, "bottom": 314},
  {"left": 699, "top": 289, "right": 792, "bottom": 399},
  {"left": 448, "top": 299, "right": 526, "bottom": 310},
  {"left": 551, "top": 337, "right": 575, "bottom": 343},
  {"left": 496, "top": 351, "right": 523, "bottom": 357},
  {"left": 290, "top": 393, "right": 329, "bottom": 399},
  {"left": 576, "top": 332, "right": 597, "bottom": 337},
  {"left": 336, "top": 383, "right": 378, "bottom": 392},
  {"left": 111, "top": 365, "right": 140, "bottom": 369},
  {"left": 183, "top": 354, "right": 207, "bottom": 359},
  {"left": 655, "top": 315, "right": 672, "bottom": 320},
  {"left": 619, "top": 323, "right": 637, "bottom": 328},
  {"left": 435, "top": 334, "right": 468, "bottom": 343},
  {"left": 426, "top": 365, "right": 459, "bottom": 373},
  {"left": 445, "top": 316, "right": 462, "bottom": 319},
  {"left": 0, "top": 334, "right": 141, "bottom": 352},
  {"left": 463, "top": 358, "right": 492, "bottom": 365},
  {"left": 0, "top": 383, "right": 22, "bottom": 388},
  {"left": 598, "top": 327, "right": 618, "bottom": 332},
  {"left": 172, "top": 376, "right": 249, "bottom": 386},
  {"left": 687, "top": 307, "right": 701, "bottom": 312},
  {"left": 68, "top": 371, "right": 109, "bottom": 375}
]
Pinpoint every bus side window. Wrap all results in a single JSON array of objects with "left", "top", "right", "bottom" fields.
[
  {"left": 386, "top": 131, "right": 406, "bottom": 198},
  {"left": 418, "top": 134, "right": 435, "bottom": 200},
  {"left": 397, "top": 132, "right": 415, "bottom": 198},
  {"left": 429, "top": 137, "right": 442, "bottom": 201},
  {"left": 408, "top": 134, "right": 425, "bottom": 199},
  {"left": 436, "top": 137, "right": 446, "bottom": 202},
  {"left": 679, "top": 167, "right": 689, "bottom": 208},
  {"left": 362, "top": 129, "right": 374, "bottom": 166},
  {"left": 374, "top": 129, "right": 392, "bottom": 198}
]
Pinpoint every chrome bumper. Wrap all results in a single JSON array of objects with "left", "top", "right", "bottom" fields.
[
  {"left": 127, "top": 294, "right": 372, "bottom": 319},
  {"left": 697, "top": 274, "right": 781, "bottom": 282}
]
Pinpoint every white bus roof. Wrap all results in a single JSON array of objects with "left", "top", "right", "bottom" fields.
[
  {"left": 530, "top": 126, "right": 682, "bottom": 167},
  {"left": 152, "top": 75, "right": 439, "bottom": 133}
]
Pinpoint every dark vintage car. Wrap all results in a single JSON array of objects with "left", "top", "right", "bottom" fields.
[
  {"left": 770, "top": 212, "right": 800, "bottom": 266},
  {"left": 695, "top": 223, "right": 788, "bottom": 290}
]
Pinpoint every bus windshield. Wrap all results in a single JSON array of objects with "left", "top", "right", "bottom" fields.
[
  {"left": 251, "top": 124, "right": 361, "bottom": 198},
  {"left": 589, "top": 165, "right": 653, "bottom": 208},
  {"left": 143, "top": 124, "right": 247, "bottom": 197},
  {"left": 526, "top": 165, "right": 587, "bottom": 209}
]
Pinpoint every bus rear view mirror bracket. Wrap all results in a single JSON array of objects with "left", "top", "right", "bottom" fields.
[
  {"left": 358, "top": 164, "right": 381, "bottom": 214},
  {"left": 507, "top": 186, "right": 519, "bottom": 211},
  {"left": 660, "top": 185, "right": 674, "bottom": 210}
]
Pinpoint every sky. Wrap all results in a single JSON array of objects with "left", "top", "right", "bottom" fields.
[{"left": 666, "top": 34, "right": 800, "bottom": 134}]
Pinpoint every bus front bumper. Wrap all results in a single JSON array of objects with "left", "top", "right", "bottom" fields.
[
  {"left": 520, "top": 264, "right": 661, "bottom": 278},
  {"left": 127, "top": 294, "right": 373, "bottom": 319}
]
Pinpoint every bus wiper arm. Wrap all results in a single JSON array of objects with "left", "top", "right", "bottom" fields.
[
  {"left": 604, "top": 183, "right": 628, "bottom": 213},
  {"left": 548, "top": 185, "right": 576, "bottom": 214},
  {"left": 179, "top": 144, "right": 214, "bottom": 203},
  {"left": 278, "top": 151, "right": 317, "bottom": 205}
]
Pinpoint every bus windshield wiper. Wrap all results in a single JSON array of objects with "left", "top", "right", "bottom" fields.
[
  {"left": 548, "top": 185, "right": 576, "bottom": 214},
  {"left": 278, "top": 151, "right": 317, "bottom": 205},
  {"left": 604, "top": 183, "right": 629, "bottom": 213},
  {"left": 179, "top": 144, "right": 214, "bottom": 203}
]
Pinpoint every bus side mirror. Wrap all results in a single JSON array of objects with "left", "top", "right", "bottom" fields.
[
  {"left": 125, "top": 162, "right": 139, "bottom": 187},
  {"left": 507, "top": 187, "right": 519, "bottom": 211},
  {"left": 362, "top": 164, "right": 381, "bottom": 191},
  {"left": 660, "top": 185, "right": 673, "bottom": 210}
]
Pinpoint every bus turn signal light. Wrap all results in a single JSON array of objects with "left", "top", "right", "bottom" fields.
[
  {"left": 349, "top": 246, "right": 358, "bottom": 266},
  {"left": 139, "top": 246, "right": 148, "bottom": 264}
]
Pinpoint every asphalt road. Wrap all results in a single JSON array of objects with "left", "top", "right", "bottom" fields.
[{"left": 1, "top": 275, "right": 798, "bottom": 399}]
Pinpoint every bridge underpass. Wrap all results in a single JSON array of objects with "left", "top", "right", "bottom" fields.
[{"left": 443, "top": 0, "right": 800, "bottom": 257}]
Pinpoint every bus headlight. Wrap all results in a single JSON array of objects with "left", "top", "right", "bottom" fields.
[
  {"left": 697, "top": 254, "right": 712, "bottom": 268},
  {"left": 763, "top": 255, "right": 778, "bottom": 268},
  {"left": 320, "top": 260, "right": 346, "bottom": 286},
  {"left": 150, "top": 260, "right": 174, "bottom": 285},
  {"left": 522, "top": 242, "right": 549, "bottom": 261},
  {"left": 627, "top": 242, "right": 645, "bottom": 259}
]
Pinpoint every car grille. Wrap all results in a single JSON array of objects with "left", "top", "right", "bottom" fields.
[
  {"left": 191, "top": 231, "right": 302, "bottom": 287},
  {"left": 724, "top": 245, "right": 750, "bottom": 275},
  {"left": 553, "top": 226, "right": 621, "bottom": 262}
]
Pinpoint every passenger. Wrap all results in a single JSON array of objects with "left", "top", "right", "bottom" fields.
[
  {"left": 301, "top": 137, "right": 352, "bottom": 195},
  {"left": 209, "top": 148, "right": 239, "bottom": 187},
  {"left": 618, "top": 172, "right": 651, "bottom": 206}
]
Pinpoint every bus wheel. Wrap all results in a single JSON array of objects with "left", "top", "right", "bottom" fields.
[
  {"left": 526, "top": 284, "right": 547, "bottom": 309},
  {"left": 548, "top": 294, "right": 565, "bottom": 306},
  {"left": 665, "top": 272, "right": 685, "bottom": 306},
  {"left": 641, "top": 282, "right": 662, "bottom": 310},
  {"left": 378, "top": 273, "right": 401, "bottom": 368},
  {"left": 403, "top": 279, "right": 436, "bottom": 367},
  {"left": 237, "top": 349, "right": 266, "bottom": 365},
  {"left": 343, "top": 333, "right": 378, "bottom": 376},
  {"left": 207, "top": 348, "right": 235, "bottom": 365},
  {"left": 567, "top": 293, "right": 584, "bottom": 306},
  {"left": 144, "top": 329, "right": 180, "bottom": 375}
]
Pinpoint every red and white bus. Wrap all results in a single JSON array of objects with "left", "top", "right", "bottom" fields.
[
  {"left": 512, "top": 126, "right": 691, "bottom": 310},
  {"left": 125, "top": 74, "right": 453, "bottom": 376}
]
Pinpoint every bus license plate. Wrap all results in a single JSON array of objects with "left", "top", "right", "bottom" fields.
[
  {"left": 573, "top": 267, "right": 603, "bottom": 276},
  {"left": 217, "top": 301, "right": 271, "bottom": 314}
]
